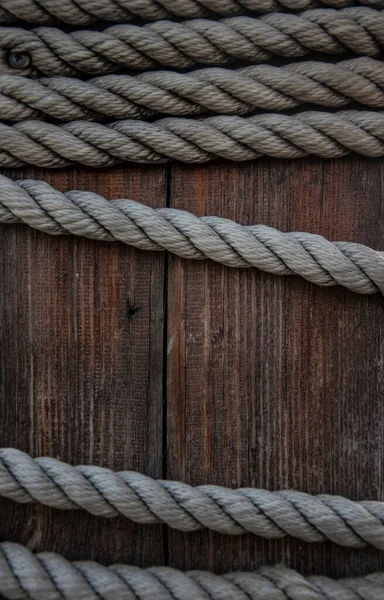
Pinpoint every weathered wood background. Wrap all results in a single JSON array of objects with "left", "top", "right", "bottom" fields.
[{"left": 1, "top": 157, "right": 384, "bottom": 579}]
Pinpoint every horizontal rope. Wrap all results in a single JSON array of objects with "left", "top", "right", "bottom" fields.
[
  {"left": 1, "top": 176, "right": 383, "bottom": 294},
  {"left": 1, "top": 8, "right": 384, "bottom": 77},
  {"left": 2, "top": 543, "right": 384, "bottom": 600},
  {"left": 0, "top": 111, "right": 383, "bottom": 168},
  {"left": 1, "top": 0, "right": 384, "bottom": 25},
  {"left": 1, "top": 58, "right": 384, "bottom": 122},
  {"left": 2, "top": 447, "right": 384, "bottom": 548}
]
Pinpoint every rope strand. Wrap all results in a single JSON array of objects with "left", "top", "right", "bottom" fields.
[
  {"left": 2, "top": 448, "right": 384, "bottom": 546},
  {"left": 1, "top": 177, "right": 384, "bottom": 293},
  {"left": 1, "top": 0, "right": 384, "bottom": 25},
  {"left": 1, "top": 57, "right": 383, "bottom": 122},
  {"left": 1, "top": 449, "right": 384, "bottom": 547},
  {"left": 1, "top": 8, "right": 384, "bottom": 77},
  {"left": 0, "top": 111, "right": 382, "bottom": 168},
  {"left": 1, "top": 176, "right": 383, "bottom": 294},
  {"left": 2, "top": 542, "right": 384, "bottom": 600}
]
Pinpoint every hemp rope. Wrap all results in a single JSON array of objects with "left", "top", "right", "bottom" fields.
[
  {"left": 0, "top": 111, "right": 383, "bottom": 168},
  {"left": 1, "top": 57, "right": 384, "bottom": 122},
  {"left": 2, "top": 176, "right": 383, "bottom": 294},
  {"left": 1, "top": 0, "right": 384, "bottom": 25},
  {"left": 2, "top": 8, "right": 384, "bottom": 77},
  {"left": 2, "top": 544, "right": 384, "bottom": 600},
  {"left": 2, "top": 176, "right": 384, "bottom": 294},
  {"left": 2, "top": 447, "right": 384, "bottom": 547}
]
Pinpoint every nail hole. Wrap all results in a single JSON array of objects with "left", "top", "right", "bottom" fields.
[
  {"left": 7, "top": 51, "right": 31, "bottom": 69},
  {"left": 127, "top": 305, "right": 142, "bottom": 318}
]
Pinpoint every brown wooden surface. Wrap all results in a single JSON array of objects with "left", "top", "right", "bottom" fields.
[{"left": 1, "top": 157, "right": 384, "bottom": 579}]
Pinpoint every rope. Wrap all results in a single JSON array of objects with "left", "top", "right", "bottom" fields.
[
  {"left": 0, "top": 111, "right": 383, "bottom": 168},
  {"left": 1, "top": 176, "right": 383, "bottom": 294},
  {"left": 2, "top": 8, "right": 384, "bottom": 76},
  {"left": 1, "top": 0, "right": 384, "bottom": 25},
  {"left": 1, "top": 57, "right": 384, "bottom": 122},
  {"left": 2, "top": 447, "right": 384, "bottom": 549},
  {"left": 2, "top": 543, "right": 384, "bottom": 600}
]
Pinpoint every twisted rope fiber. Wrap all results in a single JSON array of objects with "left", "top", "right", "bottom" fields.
[
  {"left": 1, "top": 176, "right": 384, "bottom": 294},
  {"left": 3, "top": 448, "right": 384, "bottom": 549},
  {"left": 2, "top": 176, "right": 384, "bottom": 294},
  {"left": 1, "top": 0, "right": 384, "bottom": 25},
  {"left": 2, "top": 544, "right": 384, "bottom": 600},
  {"left": 2, "top": 8, "right": 384, "bottom": 76},
  {"left": 2, "top": 58, "right": 384, "bottom": 122},
  {"left": 0, "top": 111, "right": 384, "bottom": 168}
]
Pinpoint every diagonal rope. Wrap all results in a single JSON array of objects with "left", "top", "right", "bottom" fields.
[{"left": 0, "top": 177, "right": 383, "bottom": 295}]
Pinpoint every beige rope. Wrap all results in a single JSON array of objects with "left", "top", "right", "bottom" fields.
[
  {"left": 1, "top": 176, "right": 383, "bottom": 294},
  {"left": 1, "top": 448, "right": 384, "bottom": 547},
  {"left": 0, "top": 111, "right": 383, "bottom": 168},
  {"left": 2, "top": 8, "right": 384, "bottom": 77},
  {"left": 1, "top": 57, "right": 383, "bottom": 122},
  {"left": 1, "top": 0, "right": 384, "bottom": 25},
  {"left": 2, "top": 542, "right": 384, "bottom": 600}
]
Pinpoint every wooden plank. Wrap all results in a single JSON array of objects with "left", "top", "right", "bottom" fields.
[
  {"left": 0, "top": 165, "right": 167, "bottom": 566},
  {"left": 1, "top": 157, "right": 384, "bottom": 579},
  {"left": 166, "top": 158, "right": 384, "bottom": 577}
]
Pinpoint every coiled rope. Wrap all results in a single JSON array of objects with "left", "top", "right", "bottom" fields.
[
  {"left": 1, "top": 448, "right": 384, "bottom": 547},
  {"left": 0, "top": 111, "right": 383, "bottom": 168},
  {"left": 2, "top": 8, "right": 384, "bottom": 76},
  {"left": 2, "top": 176, "right": 383, "bottom": 294},
  {"left": 1, "top": 543, "right": 384, "bottom": 600},
  {"left": 1, "top": 57, "right": 383, "bottom": 122},
  {"left": 1, "top": 0, "right": 384, "bottom": 25}
]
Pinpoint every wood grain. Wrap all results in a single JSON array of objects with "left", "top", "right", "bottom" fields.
[
  {"left": 166, "top": 157, "right": 384, "bottom": 577},
  {"left": 0, "top": 165, "right": 167, "bottom": 566},
  {"left": 1, "top": 157, "right": 384, "bottom": 579}
]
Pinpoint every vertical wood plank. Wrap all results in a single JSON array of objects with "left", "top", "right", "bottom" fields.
[
  {"left": 166, "top": 158, "right": 384, "bottom": 577},
  {"left": 0, "top": 165, "right": 167, "bottom": 566}
]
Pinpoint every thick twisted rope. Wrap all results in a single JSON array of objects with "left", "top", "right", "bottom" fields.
[
  {"left": 2, "top": 8, "right": 384, "bottom": 77},
  {"left": 1, "top": 58, "right": 384, "bottom": 122},
  {"left": 1, "top": 0, "right": 384, "bottom": 25},
  {"left": 2, "top": 448, "right": 384, "bottom": 547},
  {"left": 1, "top": 176, "right": 384, "bottom": 294},
  {"left": 0, "top": 111, "right": 383, "bottom": 168},
  {"left": 2, "top": 544, "right": 384, "bottom": 600}
]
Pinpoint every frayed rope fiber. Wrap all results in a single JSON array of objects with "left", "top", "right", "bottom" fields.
[
  {"left": 0, "top": 0, "right": 384, "bottom": 25},
  {"left": 1, "top": 57, "right": 384, "bottom": 122},
  {"left": 1, "top": 543, "right": 384, "bottom": 600},
  {"left": 1, "top": 8, "right": 384, "bottom": 77},
  {"left": 2, "top": 447, "right": 384, "bottom": 548},
  {"left": 0, "top": 111, "right": 384, "bottom": 168},
  {"left": 1, "top": 176, "right": 384, "bottom": 295}
]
